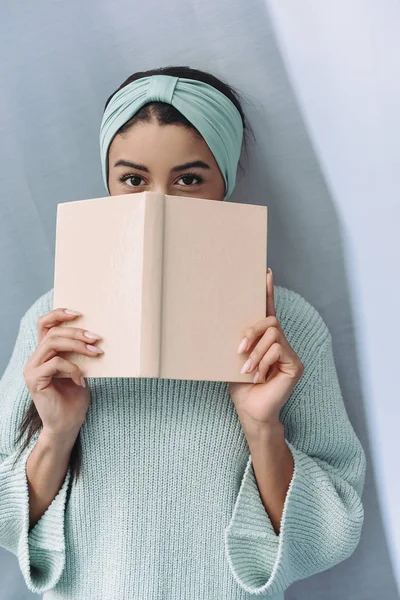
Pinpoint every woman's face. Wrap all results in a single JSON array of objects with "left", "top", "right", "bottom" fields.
[{"left": 107, "top": 120, "right": 226, "bottom": 201}]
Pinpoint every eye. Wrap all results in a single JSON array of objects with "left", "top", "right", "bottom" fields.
[
  {"left": 117, "top": 172, "right": 205, "bottom": 188},
  {"left": 177, "top": 172, "right": 204, "bottom": 186},
  {"left": 118, "top": 174, "right": 144, "bottom": 187}
]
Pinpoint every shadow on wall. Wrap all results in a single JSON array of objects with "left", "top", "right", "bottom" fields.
[{"left": 231, "top": 4, "right": 397, "bottom": 600}]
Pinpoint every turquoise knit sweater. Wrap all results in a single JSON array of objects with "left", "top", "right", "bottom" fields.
[{"left": 0, "top": 285, "right": 366, "bottom": 599}]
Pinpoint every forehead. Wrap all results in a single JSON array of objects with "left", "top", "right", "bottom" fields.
[{"left": 108, "top": 121, "right": 217, "bottom": 166}]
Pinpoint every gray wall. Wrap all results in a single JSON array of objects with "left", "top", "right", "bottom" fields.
[{"left": 0, "top": 0, "right": 398, "bottom": 598}]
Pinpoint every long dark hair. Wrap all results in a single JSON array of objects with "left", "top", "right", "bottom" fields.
[{"left": 13, "top": 65, "right": 254, "bottom": 484}]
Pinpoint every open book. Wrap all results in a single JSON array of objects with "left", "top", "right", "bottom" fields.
[{"left": 53, "top": 192, "right": 268, "bottom": 381}]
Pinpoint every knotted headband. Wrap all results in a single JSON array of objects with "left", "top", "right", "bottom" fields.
[{"left": 99, "top": 74, "right": 244, "bottom": 200}]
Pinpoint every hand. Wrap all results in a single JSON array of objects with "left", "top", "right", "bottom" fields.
[
  {"left": 228, "top": 269, "right": 304, "bottom": 433},
  {"left": 23, "top": 308, "right": 104, "bottom": 436}
]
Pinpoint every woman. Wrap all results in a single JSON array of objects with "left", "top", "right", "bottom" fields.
[{"left": 0, "top": 65, "right": 366, "bottom": 600}]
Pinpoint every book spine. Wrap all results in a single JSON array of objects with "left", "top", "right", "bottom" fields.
[{"left": 139, "top": 193, "right": 164, "bottom": 377}]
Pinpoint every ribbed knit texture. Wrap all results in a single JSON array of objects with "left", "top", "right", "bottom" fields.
[{"left": 0, "top": 285, "right": 366, "bottom": 599}]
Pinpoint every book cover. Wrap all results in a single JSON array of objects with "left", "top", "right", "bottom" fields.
[{"left": 53, "top": 191, "right": 268, "bottom": 381}]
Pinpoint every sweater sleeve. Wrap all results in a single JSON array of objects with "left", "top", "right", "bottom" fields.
[
  {"left": 224, "top": 332, "right": 367, "bottom": 596},
  {"left": 0, "top": 313, "right": 72, "bottom": 595}
]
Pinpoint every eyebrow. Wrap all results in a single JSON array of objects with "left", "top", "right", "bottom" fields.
[{"left": 113, "top": 159, "right": 211, "bottom": 173}]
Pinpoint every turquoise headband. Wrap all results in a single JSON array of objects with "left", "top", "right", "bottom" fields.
[{"left": 99, "top": 74, "right": 244, "bottom": 200}]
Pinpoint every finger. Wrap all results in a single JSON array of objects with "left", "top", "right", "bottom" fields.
[
  {"left": 37, "top": 308, "right": 83, "bottom": 344},
  {"left": 43, "top": 324, "right": 103, "bottom": 343},
  {"left": 254, "top": 343, "right": 282, "bottom": 383},
  {"left": 29, "top": 335, "right": 104, "bottom": 369},
  {"left": 266, "top": 268, "right": 276, "bottom": 317},
  {"left": 238, "top": 315, "right": 280, "bottom": 355},
  {"left": 240, "top": 325, "right": 281, "bottom": 374},
  {"left": 24, "top": 356, "right": 84, "bottom": 390}
]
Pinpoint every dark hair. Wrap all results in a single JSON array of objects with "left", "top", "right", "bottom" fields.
[{"left": 13, "top": 65, "right": 254, "bottom": 485}]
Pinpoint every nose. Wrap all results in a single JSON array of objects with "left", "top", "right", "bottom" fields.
[
  {"left": 151, "top": 184, "right": 176, "bottom": 196},
  {"left": 153, "top": 185, "right": 169, "bottom": 194}
]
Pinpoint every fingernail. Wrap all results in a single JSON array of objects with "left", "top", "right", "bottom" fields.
[
  {"left": 240, "top": 358, "right": 252, "bottom": 374},
  {"left": 253, "top": 370, "right": 260, "bottom": 383},
  {"left": 64, "top": 309, "right": 82, "bottom": 315},
  {"left": 84, "top": 331, "right": 102, "bottom": 340},
  {"left": 86, "top": 344, "right": 104, "bottom": 354},
  {"left": 80, "top": 376, "right": 86, "bottom": 388},
  {"left": 237, "top": 337, "right": 248, "bottom": 354},
  {"left": 267, "top": 268, "right": 272, "bottom": 276}
]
